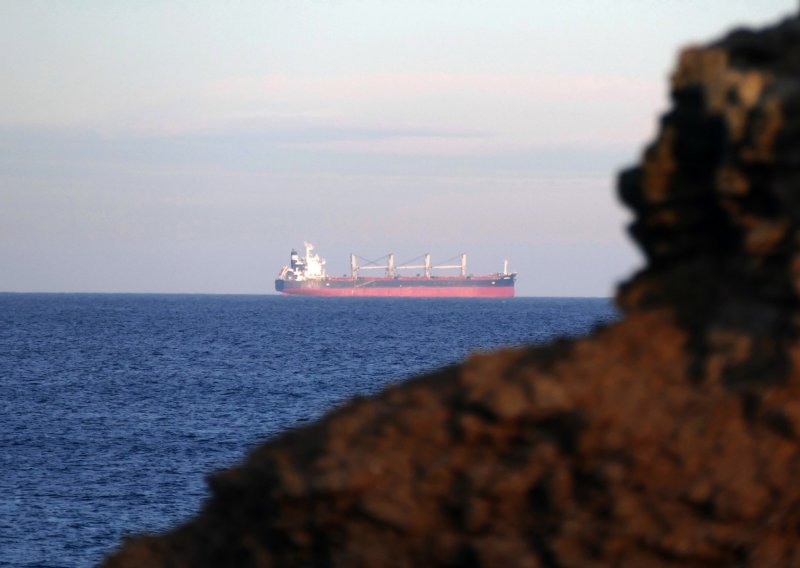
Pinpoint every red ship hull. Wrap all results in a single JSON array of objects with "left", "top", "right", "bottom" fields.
[
  {"left": 275, "top": 275, "right": 516, "bottom": 298},
  {"left": 279, "top": 285, "right": 514, "bottom": 298}
]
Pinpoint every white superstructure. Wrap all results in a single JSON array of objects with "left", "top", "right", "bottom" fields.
[{"left": 278, "top": 242, "right": 327, "bottom": 281}]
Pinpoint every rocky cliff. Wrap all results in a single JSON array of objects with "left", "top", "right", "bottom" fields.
[{"left": 104, "top": 15, "right": 800, "bottom": 567}]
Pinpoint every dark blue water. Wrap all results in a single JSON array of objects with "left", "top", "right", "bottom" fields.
[{"left": 0, "top": 294, "right": 617, "bottom": 567}]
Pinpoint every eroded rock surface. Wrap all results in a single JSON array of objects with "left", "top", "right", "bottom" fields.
[{"left": 104, "top": 15, "right": 800, "bottom": 567}]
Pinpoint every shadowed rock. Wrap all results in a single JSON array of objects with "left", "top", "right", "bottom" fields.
[{"left": 103, "top": 15, "right": 800, "bottom": 567}]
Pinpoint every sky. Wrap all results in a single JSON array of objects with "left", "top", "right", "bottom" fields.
[{"left": 0, "top": 1, "right": 795, "bottom": 296}]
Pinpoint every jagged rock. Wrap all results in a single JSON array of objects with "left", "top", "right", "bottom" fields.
[{"left": 103, "top": 15, "right": 800, "bottom": 567}]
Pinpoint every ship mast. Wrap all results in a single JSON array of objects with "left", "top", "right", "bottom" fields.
[
  {"left": 430, "top": 253, "right": 467, "bottom": 277},
  {"left": 349, "top": 250, "right": 493, "bottom": 280},
  {"left": 350, "top": 253, "right": 396, "bottom": 277}
]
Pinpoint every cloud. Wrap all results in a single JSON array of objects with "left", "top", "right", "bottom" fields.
[
  {"left": 212, "top": 73, "right": 659, "bottom": 104},
  {"left": 279, "top": 134, "right": 494, "bottom": 157},
  {"left": 71, "top": 71, "right": 662, "bottom": 154},
  {"left": 0, "top": 124, "right": 634, "bottom": 180}
]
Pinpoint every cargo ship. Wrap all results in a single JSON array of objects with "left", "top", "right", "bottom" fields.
[{"left": 275, "top": 243, "right": 516, "bottom": 297}]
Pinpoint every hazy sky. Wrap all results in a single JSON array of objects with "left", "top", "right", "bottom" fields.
[{"left": 0, "top": 1, "right": 794, "bottom": 296}]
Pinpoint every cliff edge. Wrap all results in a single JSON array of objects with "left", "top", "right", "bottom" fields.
[{"left": 104, "top": 15, "right": 800, "bottom": 567}]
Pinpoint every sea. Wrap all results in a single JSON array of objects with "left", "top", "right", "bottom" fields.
[{"left": 0, "top": 294, "right": 617, "bottom": 567}]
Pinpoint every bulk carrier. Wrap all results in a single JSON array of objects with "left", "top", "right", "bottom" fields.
[{"left": 275, "top": 243, "right": 516, "bottom": 298}]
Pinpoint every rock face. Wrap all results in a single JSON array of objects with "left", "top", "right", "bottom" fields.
[{"left": 104, "top": 16, "right": 800, "bottom": 567}]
